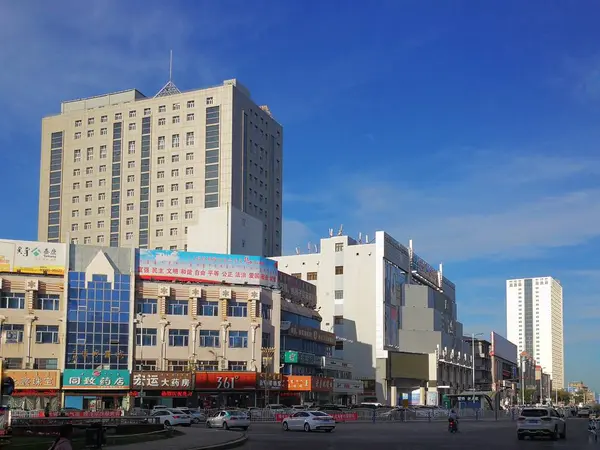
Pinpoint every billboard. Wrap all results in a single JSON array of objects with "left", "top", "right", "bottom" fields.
[
  {"left": 279, "top": 271, "right": 317, "bottom": 308},
  {"left": 4, "top": 370, "right": 60, "bottom": 390},
  {"left": 62, "top": 369, "right": 130, "bottom": 390},
  {"left": 0, "top": 239, "right": 66, "bottom": 276},
  {"left": 491, "top": 331, "right": 517, "bottom": 364},
  {"left": 131, "top": 372, "right": 192, "bottom": 390},
  {"left": 384, "top": 260, "right": 405, "bottom": 349},
  {"left": 137, "top": 249, "right": 278, "bottom": 287},
  {"left": 195, "top": 371, "right": 257, "bottom": 390},
  {"left": 381, "top": 232, "right": 410, "bottom": 271},
  {"left": 411, "top": 254, "right": 439, "bottom": 288}
]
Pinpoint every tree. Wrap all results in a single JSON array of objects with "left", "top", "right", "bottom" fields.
[
  {"left": 552, "top": 389, "right": 571, "bottom": 403},
  {"left": 572, "top": 390, "right": 585, "bottom": 404},
  {"left": 523, "top": 389, "right": 537, "bottom": 403}
]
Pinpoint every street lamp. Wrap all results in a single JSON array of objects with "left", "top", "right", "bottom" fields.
[{"left": 470, "top": 333, "right": 484, "bottom": 392}]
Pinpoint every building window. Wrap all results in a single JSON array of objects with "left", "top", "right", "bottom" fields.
[
  {"left": 156, "top": 214, "right": 164, "bottom": 222},
  {"left": 206, "top": 97, "right": 213, "bottom": 105},
  {"left": 135, "top": 359, "right": 157, "bottom": 371},
  {"left": 170, "top": 184, "right": 179, "bottom": 193},
  {"left": 185, "top": 196, "right": 193, "bottom": 205},
  {"left": 187, "top": 100, "right": 195, "bottom": 108},
  {"left": 170, "top": 198, "right": 179, "bottom": 207},
  {"left": 99, "top": 165, "right": 107, "bottom": 172},
  {"left": 307, "top": 272, "right": 317, "bottom": 281},
  {"left": 144, "top": 108, "right": 151, "bottom": 116},
  {"left": 115, "top": 113, "right": 122, "bottom": 120},
  {"left": 129, "top": 110, "right": 136, "bottom": 118},
  {"left": 335, "top": 243, "right": 344, "bottom": 252},
  {"left": 136, "top": 298, "right": 158, "bottom": 314},
  {"left": 74, "top": 132, "right": 81, "bottom": 140},
  {"left": 167, "top": 300, "right": 189, "bottom": 316},
  {"left": 99, "top": 179, "right": 106, "bottom": 187},
  {"left": 158, "top": 105, "right": 166, "bottom": 113},
  {"left": 35, "top": 325, "right": 59, "bottom": 344},
  {"left": 87, "top": 130, "right": 94, "bottom": 138},
  {"left": 199, "top": 300, "right": 218, "bottom": 316},
  {"left": 3, "top": 324, "right": 24, "bottom": 342},
  {"left": 228, "top": 331, "right": 248, "bottom": 348},
  {"left": 34, "top": 358, "right": 58, "bottom": 370},
  {"left": 171, "top": 169, "right": 179, "bottom": 177},
  {"left": 101, "top": 115, "right": 108, "bottom": 123},
  {"left": 186, "top": 153, "right": 194, "bottom": 162},
  {"left": 0, "top": 293, "right": 25, "bottom": 310},
  {"left": 186, "top": 113, "right": 194, "bottom": 121},
  {"left": 334, "top": 316, "right": 344, "bottom": 325},
  {"left": 127, "top": 189, "right": 135, "bottom": 197},
  {"left": 128, "top": 141, "right": 136, "bottom": 154},
  {"left": 335, "top": 341, "right": 344, "bottom": 350},
  {"left": 167, "top": 360, "right": 188, "bottom": 372},
  {"left": 173, "top": 103, "right": 180, "bottom": 110},
  {"left": 169, "top": 228, "right": 178, "bottom": 236},
  {"left": 291, "top": 273, "right": 301, "bottom": 279},
  {"left": 98, "top": 193, "right": 106, "bottom": 200},
  {"left": 171, "top": 154, "right": 179, "bottom": 163},
  {"left": 168, "top": 329, "right": 189, "bottom": 347},
  {"left": 125, "top": 232, "right": 133, "bottom": 240},
  {"left": 185, "top": 182, "right": 193, "bottom": 190},
  {"left": 334, "top": 290, "right": 344, "bottom": 299},
  {"left": 227, "top": 301, "right": 247, "bottom": 317},
  {"left": 186, "top": 132, "right": 194, "bottom": 146},
  {"left": 98, "top": 206, "right": 106, "bottom": 214},
  {"left": 75, "top": 120, "right": 82, "bottom": 127},
  {"left": 83, "top": 237, "right": 91, "bottom": 244},
  {"left": 335, "top": 266, "right": 344, "bottom": 275},
  {"left": 172, "top": 115, "right": 180, "bottom": 124},
  {"left": 136, "top": 328, "right": 157, "bottom": 346},
  {"left": 199, "top": 330, "right": 220, "bottom": 347},
  {"left": 155, "top": 229, "right": 163, "bottom": 237},
  {"left": 228, "top": 361, "right": 247, "bottom": 371},
  {"left": 156, "top": 199, "right": 164, "bottom": 208},
  {"left": 158, "top": 117, "right": 166, "bottom": 126},
  {"left": 157, "top": 185, "right": 165, "bottom": 193},
  {"left": 84, "top": 222, "right": 92, "bottom": 230},
  {"left": 86, "top": 166, "right": 93, "bottom": 175},
  {"left": 100, "top": 128, "right": 107, "bottom": 136},
  {"left": 126, "top": 203, "right": 134, "bottom": 211},
  {"left": 128, "top": 122, "right": 136, "bottom": 131},
  {"left": 97, "top": 235, "right": 105, "bottom": 244},
  {"left": 74, "top": 149, "right": 81, "bottom": 162},
  {"left": 158, "top": 136, "right": 166, "bottom": 149},
  {"left": 172, "top": 134, "right": 180, "bottom": 148},
  {"left": 184, "top": 211, "right": 193, "bottom": 219},
  {"left": 4, "top": 358, "right": 23, "bottom": 369}
]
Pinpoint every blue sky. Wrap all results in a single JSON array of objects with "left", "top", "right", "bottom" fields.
[{"left": 1, "top": 1, "right": 599, "bottom": 390}]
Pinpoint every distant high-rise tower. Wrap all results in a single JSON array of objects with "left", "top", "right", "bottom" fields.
[
  {"left": 38, "top": 78, "right": 283, "bottom": 257},
  {"left": 506, "top": 277, "right": 564, "bottom": 388}
]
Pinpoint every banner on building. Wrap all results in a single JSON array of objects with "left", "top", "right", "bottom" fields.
[
  {"left": 0, "top": 240, "right": 66, "bottom": 276},
  {"left": 4, "top": 370, "right": 60, "bottom": 390},
  {"left": 132, "top": 372, "right": 192, "bottom": 390},
  {"left": 63, "top": 369, "right": 129, "bottom": 389}
]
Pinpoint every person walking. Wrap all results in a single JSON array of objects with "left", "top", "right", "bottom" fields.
[{"left": 47, "top": 423, "right": 73, "bottom": 450}]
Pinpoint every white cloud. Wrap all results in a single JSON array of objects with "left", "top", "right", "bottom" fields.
[
  {"left": 285, "top": 151, "right": 600, "bottom": 262},
  {"left": 282, "top": 219, "right": 320, "bottom": 256}
]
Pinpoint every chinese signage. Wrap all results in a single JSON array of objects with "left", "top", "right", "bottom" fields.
[
  {"left": 283, "top": 376, "right": 334, "bottom": 392},
  {"left": 257, "top": 373, "right": 282, "bottom": 390},
  {"left": 137, "top": 250, "right": 278, "bottom": 287},
  {"left": 195, "top": 372, "right": 257, "bottom": 390},
  {"left": 285, "top": 324, "right": 336, "bottom": 346},
  {"left": 0, "top": 240, "right": 66, "bottom": 276},
  {"left": 132, "top": 372, "right": 192, "bottom": 390},
  {"left": 333, "top": 379, "right": 363, "bottom": 394},
  {"left": 278, "top": 271, "right": 317, "bottom": 308},
  {"left": 161, "top": 391, "right": 193, "bottom": 397},
  {"left": 282, "top": 351, "right": 299, "bottom": 364},
  {"left": 4, "top": 370, "right": 60, "bottom": 390},
  {"left": 62, "top": 369, "right": 129, "bottom": 390},
  {"left": 411, "top": 254, "right": 439, "bottom": 288}
]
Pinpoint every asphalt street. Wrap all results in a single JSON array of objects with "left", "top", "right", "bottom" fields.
[{"left": 242, "top": 418, "right": 593, "bottom": 450}]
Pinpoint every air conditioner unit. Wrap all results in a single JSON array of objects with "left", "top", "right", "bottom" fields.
[
  {"left": 219, "top": 359, "right": 228, "bottom": 370},
  {"left": 189, "top": 287, "right": 202, "bottom": 298},
  {"left": 247, "top": 289, "right": 260, "bottom": 301},
  {"left": 26, "top": 279, "right": 39, "bottom": 291},
  {"left": 157, "top": 285, "right": 171, "bottom": 297},
  {"left": 219, "top": 288, "right": 231, "bottom": 300}
]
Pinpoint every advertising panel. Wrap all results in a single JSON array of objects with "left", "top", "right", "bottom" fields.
[
  {"left": 285, "top": 324, "right": 336, "bottom": 346},
  {"left": 4, "top": 370, "right": 60, "bottom": 390},
  {"left": 279, "top": 271, "right": 317, "bottom": 308},
  {"left": 411, "top": 254, "right": 439, "bottom": 288},
  {"left": 382, "top": 232, "right": 410, "bottom": 271},
  {"left": 490, "top": 331, "right": 517, "bottom": 364},
  {"left": 384, "top": 260, "right": 405, "bottom": 349},
  {"left": 283, "top": 376, "right": 333, "bottom": 392},
  {"left": 0, "top": 239, "right": 66, "bottom": 276},
  {"left": 137, "top": 249, "right": 278, "bottom": 287},
  {"left": 257, "top": 373, "right": 283, "bottom": 390},
  {"left": 62, "top": 369, "right": 130, "bottom": 389},
  {"left": 195, "top": 372, "right": 257, "bottom": 390},
  {"left": 131, "top": 372, "right": 193, "bottom": 390}
]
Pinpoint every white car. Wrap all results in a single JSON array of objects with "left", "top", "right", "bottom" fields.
[
  {"left": 151, "top": 409, "right": 192, "bottom": 427},
  {"left": 517, "top": 407, "right": 566, "bottom": 440},
  {"left": 206, "top": 410, "right": 250, "bottom": 430},
  {"left": 282, "top": 411, "right": 335, "bottom": 432}
]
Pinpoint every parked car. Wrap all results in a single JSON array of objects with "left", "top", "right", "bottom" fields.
[
  {"left": 151, "top": 409, "right": 192, "bottom": 427},
  {"left": 282, "top": 411, "right": 335, "bottom": 432},
  {"left": 206, "top": 410, "right": 250, "bottom": 430},
  {"left": 517, "top": 407, "right": 566, "bottom": 440},
  {"left": 578, "top": 407, "right": 591, "bottom": 418},
  {"left": 175, "top": 407, "right": 205, "bottom": 423}
]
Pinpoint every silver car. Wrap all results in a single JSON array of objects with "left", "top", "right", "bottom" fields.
[
  {"left": 206, "top": 410, "right": 250, "bottom": 430},
  {"left": 282, "top": 411, "right": 335, "bottom": 432}
]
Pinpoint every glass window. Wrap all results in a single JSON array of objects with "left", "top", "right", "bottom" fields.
[
  {"left": 168, "top": 329, "right": 189, "bottom": 347},
  {"left": 167, "top": 300, "right": 189, "bottom": 316},
  {"left": 0, "top": 293, "right": 25, "bottom": 309},
  {"left": 199, "top": 330, "right": 220, "bottom": 347},
  {"left": 228, "top": 361, "right": 247, "bottom": 371},
  {"left": 34, "top": 358, "right": 58, "bottom": 370},
  {"left": 228, "top": 331, "right": 248, "bottom": 348},
  {"left": 227, "top": 301, "right": 247, "bottom": 317},
  {"left": 37, "top": 294, "right": 60, "bottom": 311},
  {"left": 199, "top": 300, "right": 218, "bottom": 316},
  {"left": 4, "top": 324, "right": 24, "bottom": 343},
  {"left": 136, "top": 328, "right": 157, "bottom": 346},
  {"left": 35, "top": 325, "right": 59, "bottom": 344},
  {"left": 136, "top": 299, "right": 157, "bottom": 314}
]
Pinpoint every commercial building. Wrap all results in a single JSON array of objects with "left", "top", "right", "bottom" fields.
[
  {"left": 272, "top": 231, "right": 471, "bottom": 405},
  {"left": 506, "top": 277, "right": 564, "bottom": 388},
  {"left": 38, "top": 78, "right": 283, "bottom": 258},
  {"left": 1, "top": 237, "right": 341, "bottom": 411}
]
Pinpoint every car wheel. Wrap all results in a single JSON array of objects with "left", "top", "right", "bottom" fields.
[
  {"left": 223, "top": 422, "right": 229, "bottom": 430},
  {"left": 164, "top": 420, "right": 171, "bottom": 428},
  {"left": 206, "top": 421, "right": 211, "bottom": 428},
  {"left": 242, "top": 426, "right": 249, "bottom": 431},
  {"left": 325, "top": 429, "right": 333, "bottom": 433},
  {"left": 304, "top": 423, "right": 311, "bottom": 432},
  {"left": 560, "top": 425, "right": 566, "bottom": 439},
  {"left": 517, "top": 433, "right": 524, "bottom": 441},
  {"left": 282, "top": 422, "right": 289, "bottom": 431},
  {"left": 551, "top": 426, "right": 559, "bottom": 441}
]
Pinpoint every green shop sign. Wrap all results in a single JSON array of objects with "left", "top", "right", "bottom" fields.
[
  {"left": 281, "top": 351, "right": 320, "bottom": 366},
  {"left": 63, "top": 369, "right": 130, "bottom": 390},
  {"left": 283, "top": 351, "right": 299, "bottom": 363}
]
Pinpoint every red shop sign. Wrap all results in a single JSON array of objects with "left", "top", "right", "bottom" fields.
[
  {"left": 195, "top": 372, "right": 257, "bottom": 390},
  {"left": 12, "top": 390, "right": 59, "bottom": 397},
  {"left": 161, "top": 391, "right": 193, "bottom": 397}
]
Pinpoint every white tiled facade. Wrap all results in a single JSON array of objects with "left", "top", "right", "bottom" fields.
[
  {"left": 38, "top": 79, "right": 283, "bottom": 257},
  {"left": 506, "top": 277, "right": 564, "bottom": 388}
]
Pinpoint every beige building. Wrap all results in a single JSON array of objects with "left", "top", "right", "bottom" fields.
[
  {"left": 133, "top": 281, "right": 281, "bottom": 374},
  {"left": 38, "top": 79, "right": 283, "bottom": 257}
]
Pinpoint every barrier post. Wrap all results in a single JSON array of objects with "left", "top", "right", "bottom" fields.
[
  {"left": 428, "top": 411, "right": 431, "bottom": 422},
  {"left": 372, "top": 409, "right": 376, "bottom": 424},
  {"left": 475, "top": 409, "right": 479, "bottom": 421}
]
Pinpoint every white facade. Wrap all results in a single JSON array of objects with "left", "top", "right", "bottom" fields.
[
  {"left": 39, "top": 79, "right": 283, "bottom": 257},
  {"left": 506, "top": 277, "right": 564, "bottom": 388}
]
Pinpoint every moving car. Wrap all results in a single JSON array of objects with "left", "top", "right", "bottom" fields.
[
  {"left": 206, "top": 410, "right": 250, "bottom": 430},
  {"left": 151, "top": 409, "right": 192, "bottom": 427},
  {"left": 578, "top": 407, "right": 591, "bottom": 418},
  {"left": 176, "top": 407, "right": 205, "bottom": 424},
  {"left": 282, "top": 411, "right": 335, "bottom": 432},
  {"left": 517, "top": 407, "right": 566, "bottom": 440}
]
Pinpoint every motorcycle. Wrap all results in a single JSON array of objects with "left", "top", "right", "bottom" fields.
[{"left": 448, "top": 418, "right": 458, "bottom": 433}]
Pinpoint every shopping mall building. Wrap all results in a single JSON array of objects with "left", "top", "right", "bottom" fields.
[{"left": 0, "top": 238, "right": 355, "bottom": 411}]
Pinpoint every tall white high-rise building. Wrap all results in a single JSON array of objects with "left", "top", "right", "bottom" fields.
[
  {"left": 506, "top": 277, "right": 564, "bottom": 388},
  {"left": 38, "top": 78, "right": 283, "bottom": 257}
]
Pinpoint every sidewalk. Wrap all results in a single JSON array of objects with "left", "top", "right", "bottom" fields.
[{"left": 109, "top": 427, "right": 247, "bottom": 450}]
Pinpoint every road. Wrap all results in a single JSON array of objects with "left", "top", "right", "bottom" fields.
[{"left": 242, "top": 418, "right": 592, "bottom": 450}]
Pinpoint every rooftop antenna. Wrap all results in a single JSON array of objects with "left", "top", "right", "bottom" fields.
[
  {"left": 329, "top": 228, "right": 334, "bottom": 237},
  {"left": 295, "top": 247, "right": 300, "bottom": 255},
  {"left": 307, "top": 242, "right": 312, "bottom": 253},
  {"left": 169, "top": 49, "right": 173, "bottom": 82},
  {"left": 314, "top": 244, "right": 318, "bottom": 253},
  {"left": 358, "top": 232, "right": 362, "bottom": 244},
  {"left": 365, "top": 234, "right": 369, "bottom": 244},
  {"left": 154, "top": 49, "right": 181, "bottom": 98},
  {"left": 337, "top": 224, "right": 344, "bottom": 236}
]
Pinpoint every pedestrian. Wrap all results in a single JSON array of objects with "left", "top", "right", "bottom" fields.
[
  {"left": 44, "top": 402, "right": 50, "bottom": 418},
  {"left": 48, "top": 423, "right": 73, "bottom": 450}
]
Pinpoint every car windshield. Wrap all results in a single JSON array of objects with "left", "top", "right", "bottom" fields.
[
  {"left": 311, "top": 411, "right": 329, "bottom": 417},
  {"left": 521, "top": 409, "right": 549, "bottom": 417},
  {"left": 228, "top": 411, "right": 247, "bottom": 417}
]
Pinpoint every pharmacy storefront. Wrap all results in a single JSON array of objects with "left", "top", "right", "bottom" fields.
[
  {"left": 62, "top": 369, "right": 130, "bottom": 411},
  {"left": 131, "top": 372, "right": 193, "bottom": 409}
]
